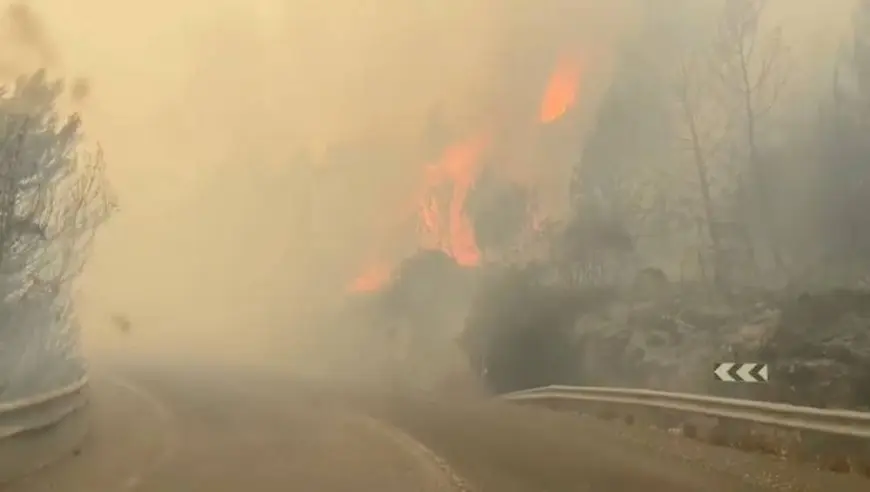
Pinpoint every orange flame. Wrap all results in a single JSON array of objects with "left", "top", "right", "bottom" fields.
[
  {"left": 348, "top": 135, "right": 488, "bottom": 291},
  {"left": 349, "top": 261, "right": 392, "bottom": 293},
  {"left": 349, "top": 54, "right": 586, "bottom": 293},
  {"left": 540, "top": 56, "right": 582, "bottom": 123},
  {"left": 419, "top": 134, "right": 489, "bottom": 266}
]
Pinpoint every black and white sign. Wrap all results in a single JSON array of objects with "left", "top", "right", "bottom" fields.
[{"left": 713, "top": 362, "right": 769, "bottom": 383}]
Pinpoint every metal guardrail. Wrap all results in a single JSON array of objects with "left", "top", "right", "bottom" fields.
[
  {"left": 503, "top": 385, "right": 870, "bottom": 438},
  {"left": 0, "top": 376, "right": 89, "bottom": 440}
]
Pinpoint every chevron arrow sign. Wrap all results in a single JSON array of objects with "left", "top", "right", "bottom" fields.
[{"left": 713, "top": 362, "right": 769, "bottom": 383}]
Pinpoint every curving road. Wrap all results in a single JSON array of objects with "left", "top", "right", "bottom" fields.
[{"left": 5, "top": 360, "right": 869, "bottom": 492}]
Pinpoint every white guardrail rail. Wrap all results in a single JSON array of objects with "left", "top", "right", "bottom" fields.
[
  {"left": 503, "top": 385, "right": 870, "bottom": 439},
  {"left": 0, "top": 376, "right": 89, "bottom": 441}
]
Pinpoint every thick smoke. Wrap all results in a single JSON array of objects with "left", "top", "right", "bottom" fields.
[{"left": 2, "top": 0, "right": 857, "bottom": 380}]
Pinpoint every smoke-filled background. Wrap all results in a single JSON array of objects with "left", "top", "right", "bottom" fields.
[
  {"left": 1, "top": 0, "right": 865, "bottom": 390},
  {"left": 1, "top": 0, "right": 619, "bottom": 360}
]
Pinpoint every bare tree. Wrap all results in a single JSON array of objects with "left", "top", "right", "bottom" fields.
[
  {"left": 712, "top": 0, "right": 789, "bottom": 274},
  {"left": 674, "top": 52, "right": 729, "bottom": 293}
]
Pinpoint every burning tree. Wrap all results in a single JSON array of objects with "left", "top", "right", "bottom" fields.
[{"left": 0, "top": 70, "right": 115, "bottom": 400}]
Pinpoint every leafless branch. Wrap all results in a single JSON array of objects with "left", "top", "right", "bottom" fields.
[{"left": 0, "top": 72, "right": 114, "bottom": 316}]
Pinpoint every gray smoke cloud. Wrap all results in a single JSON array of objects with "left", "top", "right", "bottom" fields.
[{"left": 0, "top": 0, "right": 854, "bottom": 377}]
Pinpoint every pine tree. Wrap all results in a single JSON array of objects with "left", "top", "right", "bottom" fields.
[{"left": 0, "top": 70, "right": 114, "bottom": 399}]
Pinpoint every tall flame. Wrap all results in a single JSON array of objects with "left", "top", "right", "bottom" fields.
[
  {"left": 348, "top": 135, "right": 488, "bottom": 292},
  {"left": 348, "top": 54, "right": 585, "bottom": 293},
  {"left": 419, "top": 134, "right": 489, "bottom": 266},
  {"left": 540, "top": 56, "right": 582, "bottom": 123}
]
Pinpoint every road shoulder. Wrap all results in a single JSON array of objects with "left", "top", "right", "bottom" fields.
[{"left": 4, "top": 376, "right": 175, "bottom": 492}]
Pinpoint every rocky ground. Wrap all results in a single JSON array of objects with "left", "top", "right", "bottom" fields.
[
  {"left": 566, "top": 287, "right": 870, "bottom": 410},
  {"left": 317, "top": 250, "right": 870, "bottom": 412}
]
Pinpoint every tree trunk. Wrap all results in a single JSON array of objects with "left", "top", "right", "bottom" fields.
[
  {"left": 683, "top": 103, "right": 728, "bottom": 295},
  {"left": 738, "top": 45, "right": 787, "bottom": 278}
]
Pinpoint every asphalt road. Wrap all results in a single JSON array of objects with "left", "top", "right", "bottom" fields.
[{"left": 4, "top": 361, "right": 869, "bottom": 492}]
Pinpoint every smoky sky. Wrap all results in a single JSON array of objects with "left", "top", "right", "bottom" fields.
[{"left": 2, "top": 0, "right": 855, "bottom": 366}]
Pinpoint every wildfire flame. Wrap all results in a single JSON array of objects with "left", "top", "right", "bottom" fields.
[
  {"left": 540, "top": 56, "right": 583, "bottom": 123},
  {"left": 425, "top": 134, "right": 489, "bottom": 265},
  {"left": 349, "top": 261, "right": 392, "bottom": 293},
  {"left": 349, "top": 54, "right": 584, "bottom": 293}
]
